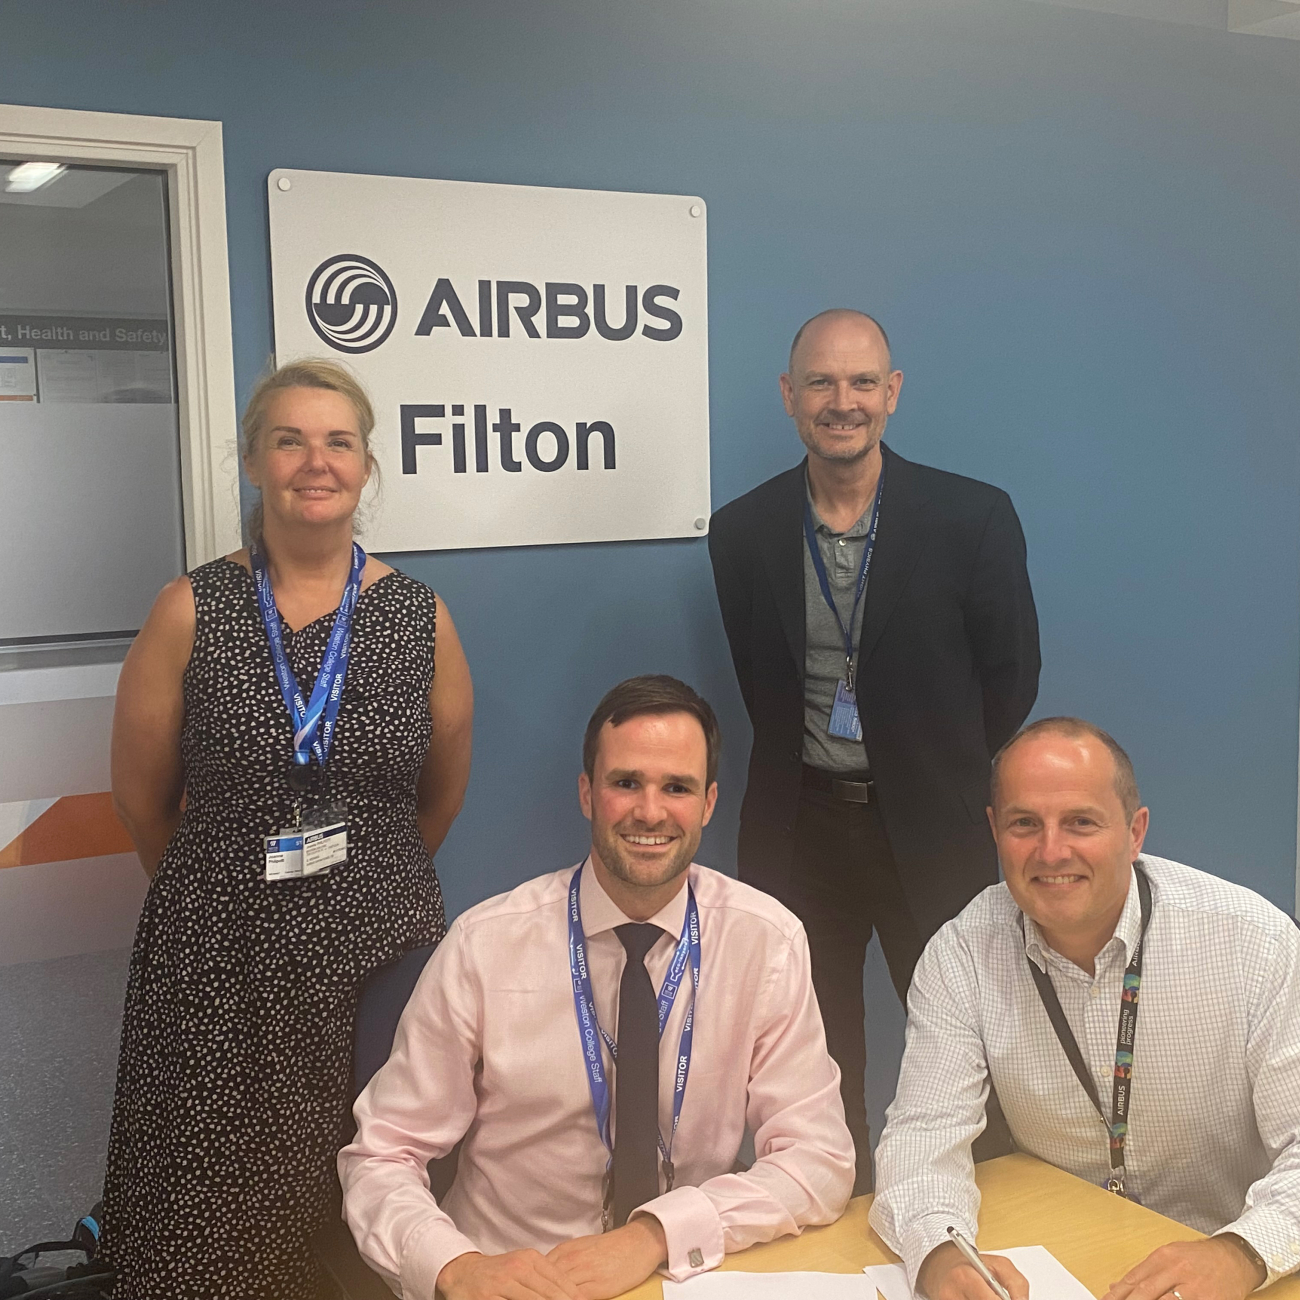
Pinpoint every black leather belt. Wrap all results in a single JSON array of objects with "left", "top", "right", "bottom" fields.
[{"left": 802, "top": 763, "right": 874, "bottom": 804}]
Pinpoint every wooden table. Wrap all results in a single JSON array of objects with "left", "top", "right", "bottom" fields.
[{"left": 617, "top": 1154, "right": 1300, "bottom": 1298}]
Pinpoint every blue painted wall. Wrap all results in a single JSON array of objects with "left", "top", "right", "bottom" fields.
[{"left": 6, "top": 0, "right": 1299, "bottom": 1142}]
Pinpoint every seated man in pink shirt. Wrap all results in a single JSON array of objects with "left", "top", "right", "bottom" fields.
[{"left": 339, "top": 674, "right": 854, "bottom": 1300}]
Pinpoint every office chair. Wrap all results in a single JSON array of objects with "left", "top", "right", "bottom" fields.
[{"left": 315, "top": 943, "right": 458, "bottom": 1300}]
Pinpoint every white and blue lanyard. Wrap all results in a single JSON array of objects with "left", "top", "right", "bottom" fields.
[
  {"left": 250, "top": 542, "right": 364, "bottom": 796},
  {"left": 568, "top": 864, "right": 701, "bottom": 1221},
  {"left": 802, "top": 468, "right": 884, "bottom": 693}
]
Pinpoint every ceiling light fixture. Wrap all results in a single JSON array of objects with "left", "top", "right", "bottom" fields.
[{"left": 5, "top": 161, "right": 67, "bottom": 193}]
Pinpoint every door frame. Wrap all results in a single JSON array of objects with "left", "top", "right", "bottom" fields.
[{"left": 0, "top": 102, "right": 240, "bottom": 568}]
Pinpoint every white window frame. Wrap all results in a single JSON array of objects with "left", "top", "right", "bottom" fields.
[{"left": 0, "top": 102, "right": 240, "bottom": 569}]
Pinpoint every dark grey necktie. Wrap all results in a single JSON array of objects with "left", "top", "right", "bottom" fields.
[{"left": 612, "top": 922, "right": 662, "bottom": 1226}]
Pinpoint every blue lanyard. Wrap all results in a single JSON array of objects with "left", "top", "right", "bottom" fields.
[
  {"left": 802, "top": 466, "right": 884, "bottom": 692},
  {"left": 250, "top": 542, "right": 365, "bottom": 771},
  {"left": 567, "top": 864, "right": 700, "bottom": 1187}
]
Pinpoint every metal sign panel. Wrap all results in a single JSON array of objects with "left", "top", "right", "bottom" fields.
[{"left": 268, "top": 168, "right": 710, "bottom": 552}]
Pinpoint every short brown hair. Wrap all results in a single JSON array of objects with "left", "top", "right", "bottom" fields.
[
  {"left": 991, "top": 717, "right": 1141, "bottom": 819},
  {"left": 240, "top": 357, "right": 378, "bottom": 544},
  {"left": 582, "top": 675, "right": 721, "bottom": 787}
]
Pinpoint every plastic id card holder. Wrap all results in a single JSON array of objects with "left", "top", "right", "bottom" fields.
[
  {"left": 264, "top": 823, "right": 346, "bottom": 880},
  {"left": 302, "top": 821, "right": 347, "bottom": 876},
  {"left": 828, "top": 679, "right": 863, "bottom": 742}
]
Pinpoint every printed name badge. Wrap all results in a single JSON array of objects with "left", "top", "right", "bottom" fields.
[
  {"left": 264, "top": 823, "right": 347, "bottom": 881},
  {"left": 265, "top": 832, "right": 304, "bottom": 881},
  {"left": 303, "top": 821, "right": 347, "bottom": 876},
  {"left": 828, "top": 679, "right": 863, "bottom": 742}
]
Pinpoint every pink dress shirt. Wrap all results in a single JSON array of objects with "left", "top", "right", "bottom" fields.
[{"left": 339, "top": 860, "right": 854, "bottom": 1296}]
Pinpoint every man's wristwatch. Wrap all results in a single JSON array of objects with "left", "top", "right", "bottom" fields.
[{"left": 1217, "top": 1232, "right": 1268, "bottom": 1286}]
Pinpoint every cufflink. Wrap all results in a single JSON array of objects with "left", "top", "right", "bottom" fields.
[{"left": 689, "top": 1249, "right": 704, "bottom": 1268}]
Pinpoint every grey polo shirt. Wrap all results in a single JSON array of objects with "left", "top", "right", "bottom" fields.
[{"left": 802, "top": 476, "right": 875, "bottom": 774}]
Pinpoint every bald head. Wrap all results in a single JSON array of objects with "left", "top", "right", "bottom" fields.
[
  {"left": 988, "top": 719, "right": 1150, "bottom": 969},
  {"left": 788, "top": 309, "right": 892, "bottom": 375},
  {"left": 991, "top": 717, "right": 1141, "bottom": 818},
  {"left": 780, "top": 309, "right": 901, "bottom": 466}
]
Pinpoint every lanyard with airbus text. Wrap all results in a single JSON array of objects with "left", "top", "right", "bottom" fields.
[
  {"left": 251, "top": 542, "right": 363, "bottom": 811},
  {"left": 803, "top": 466, "right": 884, "bottom": 742},
  {"left": 568, "top": 863, "right": 701, "bottom": 1230},
  {"left": 1023, "top": 865, "right": 1152, "bottom": 1197}
]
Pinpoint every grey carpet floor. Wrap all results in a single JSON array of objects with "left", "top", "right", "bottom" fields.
[{"left": 0, "top": 947, "right": 130, "bottom": 1253}]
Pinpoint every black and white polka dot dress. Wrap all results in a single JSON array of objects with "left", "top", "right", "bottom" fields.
[{"left": 101, "top": 558, "right": 448, "bottom": 1300}]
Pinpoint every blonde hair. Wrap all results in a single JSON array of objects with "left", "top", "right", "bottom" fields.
[{"left": 240, "top": 358, "right": 379, "bottom": 545}]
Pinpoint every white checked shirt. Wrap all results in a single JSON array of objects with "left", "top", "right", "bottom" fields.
[{"left": 870, "top": 855, "right": 1300, "bottom": 1288}]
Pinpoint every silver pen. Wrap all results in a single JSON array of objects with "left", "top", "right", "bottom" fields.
[{"left": 946, "top": 1226, "right": 1012, "bottom": 1300}]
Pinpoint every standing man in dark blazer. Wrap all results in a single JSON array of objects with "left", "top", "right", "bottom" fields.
[{"left": 708, "top": 309, "right": 1039, "bottom": 1187}]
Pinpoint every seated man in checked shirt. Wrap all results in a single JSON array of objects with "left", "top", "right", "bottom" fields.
[
  {"left": 340, "top": 675, "right": 854, "bottom": 1300},
  {"left": 870, "top": 717, "right": 1300, "bottom": 1300}
]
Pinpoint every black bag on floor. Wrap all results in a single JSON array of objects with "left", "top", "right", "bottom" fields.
[{"left": 0, "top": 1203, "right": 115, "bottom": 1299}]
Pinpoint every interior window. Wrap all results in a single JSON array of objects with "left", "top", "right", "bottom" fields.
[{"left": 0, "top": 161, "right": 185, "bottom": 649}]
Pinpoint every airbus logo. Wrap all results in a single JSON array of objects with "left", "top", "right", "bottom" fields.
[{"left": 305, "top": 254, "right": 398, "bottom": 354}]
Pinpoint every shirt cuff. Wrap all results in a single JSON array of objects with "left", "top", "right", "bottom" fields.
[
  {"left": 1215, "top": 1216, "right": 1300, "bottom": 1290},
  {"left": 901, "top": 1213, "right": 978, "bottom": 1293},
  {"left": 398, "top": 1215, "right": 484, "bottom": 1300},
  {"left": 639, "top": 1185, "right": 725, "bottom": 1281}
]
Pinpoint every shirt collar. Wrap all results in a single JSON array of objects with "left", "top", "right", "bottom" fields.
[
  {"left": 803, "top": 467, "right": 874, "bottom": 539},
  {"left": 1021, "top": 863, "right": 1142, "bottom": 972},
  {"left": 577, "top": 856, "right": 691, "bottom": 943}
]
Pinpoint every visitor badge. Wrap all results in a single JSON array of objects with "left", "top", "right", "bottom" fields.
[
  {"left": 265, "top": 831, "right": 304, "bottom": 881},
  {"left": 302, "top": 821, "right": 347, "bottom": 876},
  {"left": 828, "top": 678, "right": 863, "bottom": 741}
]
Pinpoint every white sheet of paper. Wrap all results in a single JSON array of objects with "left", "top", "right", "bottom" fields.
[
  {"left": 663, "top": 1271, "right": 878, "bottom": 1299},
  {"left": 864, "top": 1245, "right": 1093, "bottom": 1300}
]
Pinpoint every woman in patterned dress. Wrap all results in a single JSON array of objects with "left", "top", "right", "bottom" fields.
[{"left": 102, "top": 359, "right": 473, "bottom": 1299}]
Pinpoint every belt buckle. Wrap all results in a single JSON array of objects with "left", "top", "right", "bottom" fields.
[{"left": 830, "top": 777, "right": 871, "bottom": 804}]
